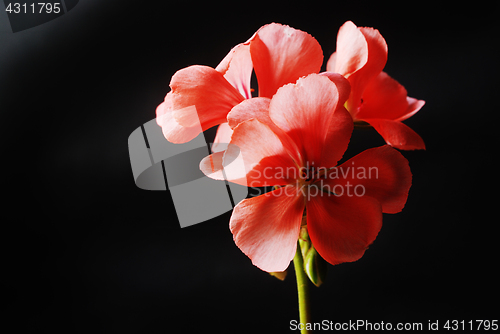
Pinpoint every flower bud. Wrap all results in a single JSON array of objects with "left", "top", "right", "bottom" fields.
[{"left": 299, "top": 226, "right": 327, "bottom": 287}]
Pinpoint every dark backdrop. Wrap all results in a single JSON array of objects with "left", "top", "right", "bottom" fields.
[{"left": 3, "top": 1, "right": 498, "bottom": 333}]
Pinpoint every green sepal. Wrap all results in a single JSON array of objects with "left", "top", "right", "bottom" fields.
[
  {"left": 269, "top": 270, "right": 287, "bottom": 281},
  {"left": 298, "top": 227, "right": 327, "bottom": 287}
]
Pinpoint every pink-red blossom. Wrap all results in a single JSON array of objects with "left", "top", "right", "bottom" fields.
[
  {"left": 327, "top": 21, "right": 425, "bottom": 150},
  {"left": 156, "top": 23, "right": 323, "bottom": 149},
  {"left": 201, "top": 74, "right": 412, "bottom": 272}
]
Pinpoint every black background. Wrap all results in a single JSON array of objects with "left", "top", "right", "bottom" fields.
[{"left": 3, "top": 1, "right": 498, "bottom": 333}]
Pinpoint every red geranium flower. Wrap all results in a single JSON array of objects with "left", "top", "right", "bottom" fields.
[
  {"left": 201, "top": 74, "right": 412, "bottom": 272},
  {"left": 327, "top": 21, "right": 425, "bottom": 150},
  {"left": 156, "top": 23, "right": 323, "bottom": 148}
]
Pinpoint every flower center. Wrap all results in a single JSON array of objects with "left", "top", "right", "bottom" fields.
[
  {"left": 298, "top": 165, "right": 328, "bottom": 185},
  {"left": 300, "top": 168, "right": 313, "bottom": 182}
]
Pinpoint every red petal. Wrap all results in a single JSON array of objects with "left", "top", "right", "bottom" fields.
[
  {"left": 222, "top": 119, "right": 297, "bottom": 187},
  {"left": 230, "top": 187, "right": 305, "bottom": 272},
  {"left": 227, "top": 97, "right": 272, "bottom": 129},
  {"left": 215, "top": 43, "right": 253, "bottom": 99},
  {"left": 211, "top": 122, "right": 233, "bottom": 153},
  {"left": 156, "top": 93, "right": 201, "bottom": 143},
  {"left": 306, "top": 190, "right": 382, "bottom": 266},
  {"left": 156, "top": 96, "right": 168, "bottom": 126},
  {"left": 358, "top": 26, "right": 388, "bottom": 73},
  {"left": 199, "top": 151, "right": 226, "bottom": 181},
  {"left": 170, "top": 65, "right": 245, "bottom": 131},
  {"left": 269, "top": 74, "right": 352, "bottom": 168},
  {"left": 320, "top": 145, "right": 412, "bottom": 213},
  {"left": 227, "top": 97, "right": 302, "bottom": 168},
  {"left": 318, "top": 72, "right": 354, "bottom": 167},
  {"left": 319, "top": 71, "right": 351, "bottom": 104},
  {"left": 396, "top": 97, "right": 425, "bottom": 122},
  {"left": 325, "top": 51, "right": 337, "bottom": 73},
  {"left": 356, "top": 71, "right": 424, "bottom": 121},
  {"left": 331, "top": 21, "right": 388, "bottom": 117},
  {"left": 330, "top": 21, "right": 369, "bottom": 77},
  {"left": 364, "top": 119, "right": 426, "bottom": 150},
  {"left": 251, "top": 23, "right": 323, "bottom": 98}
]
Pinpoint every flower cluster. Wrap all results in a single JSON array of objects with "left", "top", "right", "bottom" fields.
[{"left": 156, "top": 22, "right": 423, "bottom": 275}]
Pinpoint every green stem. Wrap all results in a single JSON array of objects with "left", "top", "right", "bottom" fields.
[{"left": 294, "top": 243, "right": 311, "bottom": 333}]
